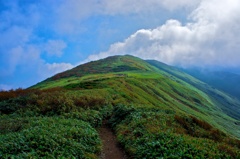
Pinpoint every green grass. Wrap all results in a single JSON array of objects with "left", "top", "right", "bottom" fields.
[
  {"left": 0, "top": 117, "right": 101, "bottom": 159},
  {"left": 30, "top": 65, "right": 240, "bottom": 138},
  {"left": 109, "top": 105, "right": 240, "bottom": 158},
  {"left": 1, "top": 55, "right": 240, "bottom": 158}
]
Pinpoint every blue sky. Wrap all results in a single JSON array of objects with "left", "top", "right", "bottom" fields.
[{"left": 1, "top": 0, "right": 240, "bottom": 90}]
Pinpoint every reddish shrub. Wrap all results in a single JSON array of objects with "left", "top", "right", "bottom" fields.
[
  {"left": 218, "top": 144, "right": 238, "bottom": 158},
  {"left": 190, "top": 116, "right": 212, "bottom": 130}
]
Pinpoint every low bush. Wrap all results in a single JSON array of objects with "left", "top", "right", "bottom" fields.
[
  {"left": 110, "top": 105, "right": 240, "bottom": 158},
  {"left": 174, "top": 115, "right": 226, "bottom": 141},
  {"left": 0, "top": 117, "right": 101, "bottom": 158},
  {"left": 63, "top": 109, "right": 103, "bottom": 127},
  {"left": 0, "top": 118, "right": 29, "bottom": 134},
  {"left": 0, "top": 88, "right": 108, "bottom": 117},
  {"left": 109, "top": 104, "right": 135, "bottom": 127}
]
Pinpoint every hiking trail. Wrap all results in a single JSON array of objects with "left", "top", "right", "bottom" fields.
[{"left": 99, "top": 121, "right": 127, "bottom": 159}]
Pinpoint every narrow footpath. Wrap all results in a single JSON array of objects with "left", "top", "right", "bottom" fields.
[{"left": 99, "top": 121, "right": 127, "bottom": 159}]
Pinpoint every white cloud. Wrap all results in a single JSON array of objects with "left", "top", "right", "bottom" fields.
[
  {"left": 43, "top": 63, "right": 73, "bottom": 76},
  {"left": 0, "top": 1, "right": 72, "bottom": 88},
  {"left": 53, "top": 0, "right": 101, "bottom": 34},
  {"left": 52, "top": 0, "right": 200, "bottom": 35},
  {"left": 102, "top": 0, "right": 200, "bottom": 14},
  {"left": 0, "top": 39, "right": 71, "bottom": 88},
  {"left": 0, "top": 26, "right": 32, "bottom": 49},
  {"left": 0, "top": 44, "right": 41, "bottom": 76},
  {"left": 191, "top": 0, "right": 240, "bottom": 23},
  {"left": 44, "top": 40, "right": 67, "bottom": 57},
  {"left": 86, "top": 0, "right": 240, "bottom": 67},
  {"left": 161, "top": 0, "right": 200, "bottom": 11},
  {"left": 1, "top": 0, "right": 240, "bottom": 89}
]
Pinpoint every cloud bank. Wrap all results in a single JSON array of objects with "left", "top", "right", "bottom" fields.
[{"left": 86, "top": 0, "right": 240, "bottom": 67}]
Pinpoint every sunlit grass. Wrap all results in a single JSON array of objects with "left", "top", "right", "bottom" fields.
[{"left": 1, "top": 55, "right": 240, "bottom": 158}]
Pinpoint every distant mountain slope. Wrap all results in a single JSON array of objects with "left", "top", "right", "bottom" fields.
[
  {"left": 32, "top": 55, "right": 240, "bottom": 138},
  {"left": 182, "top": 69, "right": 240, "bottom": 100},
  {"left": 147, "top": 60, "right": 240, "bottom": 121}
]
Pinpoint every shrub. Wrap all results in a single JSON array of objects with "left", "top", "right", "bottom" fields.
[
  {"left": 218, "top": 144, "right": 239, "bottom": 159},
  {"left": 190, "top": 116, "right": 212, "bottom": 130},
  {"left": 73, "top": 95, "right": 106, "bottom": 109},
  {"left": 0, "top": 117, "right": 101, "bottom": 158},
  {"left": 174, "top": 115, "right": 226, "bottom": 141},
  {"left": 0, "top": 118, "right": 29, "bottom": 134},
  {"left": 109, "top": 104, "right": 135, "bottom": 127},
  {"left": 210, "top": 129, "right": 224, "bottom": 142},
  {"left": 109, "top": 106, "right": 239, "bottom": 158},
  {"left": 63, "top": 109, "right": 103, "bottom": 127},
  {"left": 0, "top": 89, "right": 108, "bottom": 116}
]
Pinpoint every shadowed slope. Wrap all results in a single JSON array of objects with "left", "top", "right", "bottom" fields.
[
  {"left": 183, "top": 69, "right": 240, "bottom": 100},
  {"left": 147, "top": 60, "right": 240, "bottom": 121}
]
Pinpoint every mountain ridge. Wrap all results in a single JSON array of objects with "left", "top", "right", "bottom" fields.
[
  {"left": 1, "top": 55, "right": 240, "bottom": 158},
  {"left": 147, "top": 60, "right": 240, "bottom": 120},
  {"left": 182, "top": 68, "right": 240, "bottom": 100},
  {"left": 46, "top": 55, "right": 157, "bottom": 81},
  {"left": 33, "top": 55, "right": 240, "bottom": 137}
]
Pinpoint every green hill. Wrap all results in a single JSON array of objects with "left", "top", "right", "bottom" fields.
[
  {"left": 1, "top": 55, "right": 240, "bottom": 158},
  {"left": 182, "top": 68, "right": 240, "bottom": 100},
  {"left": 147, "top": 60, "right": 240, "bottom": 121},
  {"left": 46, "top": 55, "right": 157, "bottom": 81}
]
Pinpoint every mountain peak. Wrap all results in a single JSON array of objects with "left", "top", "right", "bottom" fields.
[
  {"left": 32, "top": 55, "right": 240, "bottom": 139},
  {"left": 49, "top": 55, "right": 155, "bottom": 80}
]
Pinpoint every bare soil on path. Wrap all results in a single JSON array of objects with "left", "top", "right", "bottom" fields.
[{"left": 99, "top": 121, "right": 127, "bottom": 159}]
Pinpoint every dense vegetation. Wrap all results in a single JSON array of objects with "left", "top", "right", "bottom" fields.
[
  {"left": 110, "top": 105, "right": 240, "bottom": 158},
  {"left": 1, "top": 55, "right": 240, "bottom": 158},
  {"left": 0, "top": 88, "right": 113, "bottom": 158},
  {"left": 0, "top": 117, "right": 101, "bottom": 158}
]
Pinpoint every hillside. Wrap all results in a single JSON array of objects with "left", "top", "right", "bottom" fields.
[
  {"left": 46, "top": 55, "right": 157, "bottom": 81},
  {"left": 147, "top": 60, "right": 240, "bottom": 121},
  {"left": 1, "top": 55, "right": 240, "bottom": 158},
  {"left": 182, "top": 68, "right": 240, "bottom": 100}
]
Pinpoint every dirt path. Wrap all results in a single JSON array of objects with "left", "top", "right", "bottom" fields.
[{"left": 99, "top": 121, "right": 127, "bottom": 159}]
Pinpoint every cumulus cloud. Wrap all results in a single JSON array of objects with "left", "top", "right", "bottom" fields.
[{"left": 86, "top": 0, "right": 240, "bottom": 67}]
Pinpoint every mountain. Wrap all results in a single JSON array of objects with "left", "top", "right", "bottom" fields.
[
  {"left": 182, "top": 68, "right": 240, "bottom": 100},
  {"left": 1, "top": 55, "right": 240, "bottom": 158},
  {"left": 47, "top": 55, "right": 157, "bottom": 80},
  {"left": 147, "top": 60, "right": 240, "bottom": 121}
]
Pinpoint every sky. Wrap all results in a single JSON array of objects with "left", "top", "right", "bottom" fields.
[{"left": 0, "top": 0, "right": 240, "bottom": 90}]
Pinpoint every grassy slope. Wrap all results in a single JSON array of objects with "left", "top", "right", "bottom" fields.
[
  {"left": 147, "top": 60, "right": 240, "bottom": 134},
  {"left": 33, "top": 56, "right": 240, "bottom": 138},
  {"left": 2, "top": 55, "right": 240, "bottom": 158},
  {"left": 183, "top": 69, "right": 240, "bottom": 100}
]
